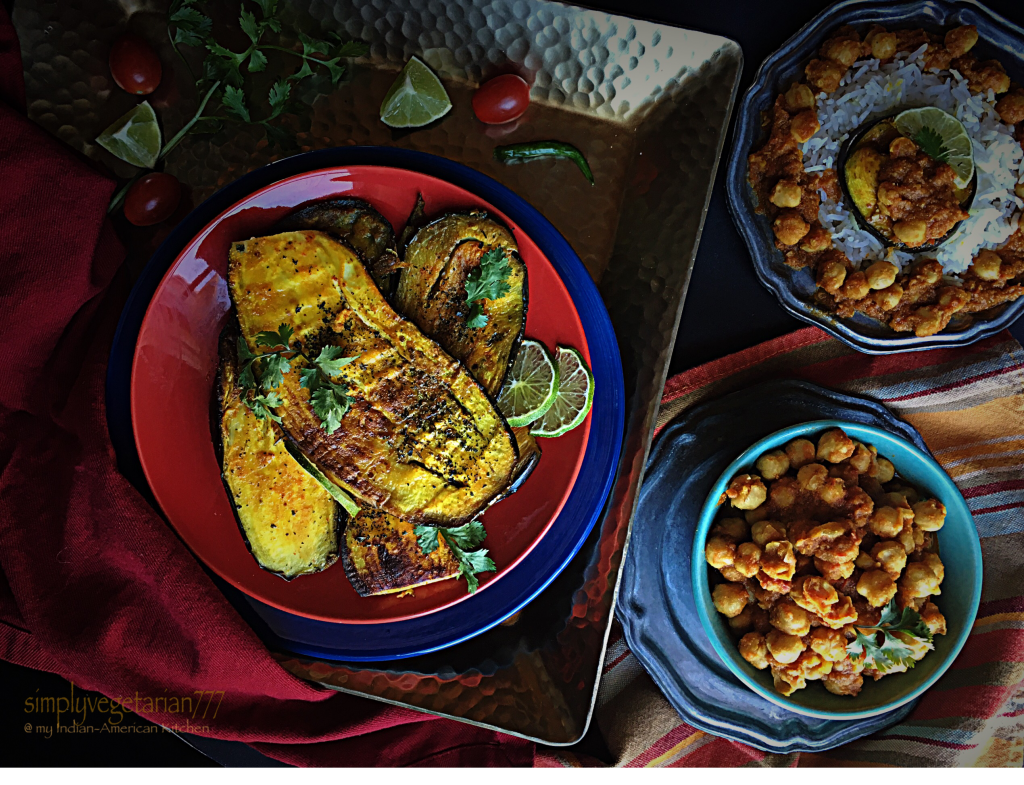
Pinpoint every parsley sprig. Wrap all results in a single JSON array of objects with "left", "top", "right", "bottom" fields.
[
  {"left": 236, "top": 323, "right": 357, "bottom": 435},
  {"left": 847, "top": 599, "right": 934, "bottom": 674},
  {"left": 414, "top": 520, "right": 496, "bottom": 593},
  {"left": 108, "top": 0, "right": 369, "bottom": 213},
  {"left": 914, "top": 127, "right": 950, "bottom": 164},
  {"left": 464, "top": 247, "right": 512, "bottom": 329}
]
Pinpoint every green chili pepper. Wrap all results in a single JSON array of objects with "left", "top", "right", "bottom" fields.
[{"left": 493, "top": 141, "right": 594, "bottom": 184}]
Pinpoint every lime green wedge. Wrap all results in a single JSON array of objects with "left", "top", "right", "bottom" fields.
[
  {"left": 894, "top": 107, "right": 974, "bottom": 188},
  {"left": 285, "top": 441, "right": 361, "bottom": 517},
  {"left": 379, "top": 56, "right": 452, "bottom": 128},
  {"left": 497, "top": 339, "right": 560, "bottom": 427},
  {"left": 529, "top": 346, "right": 594, "bottom": 439},
  {"left": 95, "top": 101, "right": 162, "bottom": 169}
]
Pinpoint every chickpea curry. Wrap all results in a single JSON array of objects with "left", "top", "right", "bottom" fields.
[
  {"left": 704, "top": 427, "right": 947, "bottom": 698},
  {"left": 748, "top": 22, "right": 1024, "bottom": 338}
]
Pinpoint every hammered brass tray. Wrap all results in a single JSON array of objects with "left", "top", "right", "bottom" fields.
[{"left": 14, "top": 0, "right": 741, "bottom": 744}]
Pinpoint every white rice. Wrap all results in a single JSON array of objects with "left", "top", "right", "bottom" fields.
[{"left": 801, "top": 44, "right": 1024, "bottom": 276}]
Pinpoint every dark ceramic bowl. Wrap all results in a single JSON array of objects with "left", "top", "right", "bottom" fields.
[
  {"left": 726, "top": 0, "right": 1024, "bottom": 354},
  {"left": 837, "top": 114, "right": 978, "bottom": 253}
]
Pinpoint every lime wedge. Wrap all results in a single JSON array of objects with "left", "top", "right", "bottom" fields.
[
  {"left": 894, "top": 107, "right": 974, "bottom": 188},
  {"left": 379, "top": 56, "right": 452, "bottom": 128},
  {"left": 95, "top": 101, "right": 162, "bottom": 169},
  {"left": 529, "top": 346, "right": 594, "bottom": 439},
  {"left": 497, "top": 339, "right": 559, "bottom": 427}
]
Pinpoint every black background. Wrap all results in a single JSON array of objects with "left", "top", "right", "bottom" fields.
[{"left": 3, "top": 0, "right": 1023, "bottom": 767}]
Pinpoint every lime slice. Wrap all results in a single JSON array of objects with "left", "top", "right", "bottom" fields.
[
  {"left": 379, "top": 56, "right": 452, "bottom": 128},
  {"left": 529, "top": 346, "right": 594, "bottom": 439},
  {"left": 95, "top": 101, "right": 162, "bottom": 169},
  {"left": 285, "top": 441, "right": 361, "bottom": 517},
  {"left": 497, "top": 339, "right": 559, "bottom": 427},
  {"left": 894, "top": 107, "right": 974, "bottom": 188}
]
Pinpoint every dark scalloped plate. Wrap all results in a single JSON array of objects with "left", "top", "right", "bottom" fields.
[
  {"left": 725, "top": 0, "right": 1024, "bottom": 354},
  {"left": 616, "top": 379, "right": 922, "bottom": 753}
]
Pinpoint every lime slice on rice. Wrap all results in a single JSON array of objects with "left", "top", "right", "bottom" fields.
[
  {"left": 96, "top": 101, "right": 162, "bottom": 169},
  {"left": 379, "top": 56, "right": 452, "bottom": 128},
  {"left": 529, "top": 346, "right": 594, "bottom": 439},
  {"left": 894, "top": 107, "right": 974, "bottom": 188},
  {"left": 497, "top": 339, "right": 559, "bottom": 428}
]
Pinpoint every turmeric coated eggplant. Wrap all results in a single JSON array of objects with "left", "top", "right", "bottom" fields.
[
  {"left": 215, "top": 327, "right": 342, "bottom": 580},
  {"left": 228, "top": 230, "right": 519, "bottom": 527}
]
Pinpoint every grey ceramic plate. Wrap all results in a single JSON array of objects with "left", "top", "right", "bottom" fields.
[{"left": 725, "top": 0, "right": 1024, "bottom": 354}]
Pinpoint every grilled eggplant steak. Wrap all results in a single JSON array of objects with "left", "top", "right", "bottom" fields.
[
  {"left": 228, "top": 230, "right": 519, "bottom": 526},
  {"left": 343, "top": 508, "right": 461, "bottom": 596},
  {"left": 216, "top": 328, "right": 342, "bottom": 580},
  {"left": 275, "top": 198, "right": 403, "bottom": 296},
  {"left": 395, "top": 212, "right": 527, "bottom": 396}
]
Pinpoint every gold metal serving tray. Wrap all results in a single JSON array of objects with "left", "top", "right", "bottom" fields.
[{"left": 14, "top": 0, "right": 741, "bottom": 744}]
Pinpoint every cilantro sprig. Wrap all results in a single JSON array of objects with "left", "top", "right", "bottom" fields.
[
  {"left": 464, "top": 247, "right": 512, "bottom": 329},
  {"left": 414, "top": 520, "right": 496, "bottom": 593},
  {"left": 108, "top": 1, "right": 369, "bottom": 213},
  {"left": 914, "top": 127, "right": 950, "bottom": 164},
  {"left": 847, "top": 599, "right": 934, "bottom": 674},
  {"left": 236, "top": 323, "right": 358, "bottom": 435}
]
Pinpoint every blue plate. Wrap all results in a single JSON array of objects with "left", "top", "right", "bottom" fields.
[
  {"left": 725, "top": 0, "right": 1024, "bottom": 354},
  {"left": 107, "top": 147, "right": 625, "bottom": 661},
  {"left": 693, "top": 420, "right": 981, "bottom": 721},
  {"left": 617, "top": 380, "right": 924, "bottom": 753}
]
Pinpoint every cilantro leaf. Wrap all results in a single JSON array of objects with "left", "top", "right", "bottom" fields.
[
  {"left": 289, "top": 59, "right": 315, "bottom": 82},
  {"left": 189, "top": 116, "right": 223, "bottom": 135},
  {"left": 246, "top": 391, "right": 283, "bottom": 423},
  {"left": 847, "top": 599, "right": 934, "bottom": 672},
  {"left": 299, "top": 32, "right": 330, "bottom": 58},
  {"left": 254, "top": 324, "right": 294, "bottom": 349},
  {"left": 438, "top": 519, "right": 488, "bottom": 551},
  {"left": 413, "top": 521, "right": 496, "bottom": 594},
  {"left": 239, "top": 9, "right": 260, "bottom": 44},
  {"left": 322, "top": 57, "right": 347, "bottom": 87},
  {"left": 310, "top": 384, "right": 352, "bottom": 434},
  {"left": 258, "top": 352, "right": 291, "bottom": 391},
  {"left": 236, "top": 335, "right": 256, "bottom": 363},
  {"left": 261, "top": 121, "right": 298, "bottom": 151},
  {"left": 253, "top": 0, "right": 278, "bottom": 18},
  {"left": 914, "top": 127, "right": 949, "bottom": 163},
  {"left": 221, "top": 84, "right": 250, "bottom": 121},
  {"left": 415, "top": 525, "right": 440, "bottom": 555},
  {"left": 267, "top": 79, "right": 291, "bottom": 119},
  {"left": 315, "top": 345, "right": 358, "bottom": 376},
  {"left": 299, "top": 365, "right": 322, "bottom": 392},
  {"left": 464, "top": 247, "right": 512, "bottom": 305},
  {"left": 248, "top": 48, "right": 268, "bottom": 73},
  {"left": 169, "top": 6, "right": 212, "bottom": 39},
  {"left": 334, "top": 40, "right": 370, "bottom": 59},
  {"left": 465, "top": 302, "right": 488, "bottom": 329}
]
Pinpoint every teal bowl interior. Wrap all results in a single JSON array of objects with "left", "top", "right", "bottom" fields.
[{"left": 691, "top": 419, "right": 983, "bottom": 720}]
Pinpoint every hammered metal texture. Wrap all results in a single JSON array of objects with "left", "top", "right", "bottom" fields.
[{"left": 14, "top": 0, "right": 741, "bottom": 744}]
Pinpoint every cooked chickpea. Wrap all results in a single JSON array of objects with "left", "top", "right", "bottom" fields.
[
  {"left": 784, "top": 439, "right": 817, "bottom": 469},
  {"left": 865, "top": 261, "right": 899, "bottom": 290},
  {"left": 920, "top": 600, "right": 947, "bottom": 636},
  {"left": 937, "top": 286, "right": 970, "bottom": 312},
  {"left": 805, "top": 58, "right": 845, "bottom": 93},
  {"left": 920, "top": 552, "right": 945, "bottom": 585},
  {"left": 912, "top": 499, "right": 946, "bottom": 531},
  {"left": 739, "top": 632, "right": 771, "bottom": 669},
  {"left": 762, "top": 540, "right": 797, "bottom": 581},
  {"left": 889, "top": 136, "right": 918, "bottom": 158},
  {"left": 820, "top": 593, "right": 859, "bottom": 628},
  {"left": 897, "top": 525, "right": 918, "bottom": 555},
  {"left": 809, "top": 627, "right": 848, "bottom": 662},
  {"left": 751, "top": 520, "right": 787, "bottom": 547},
  {"left": 815, "top": 557, "right": 854, "bottom": 581},
  {"left": 728, "top": 605, "right": 755, "bottom": 635},
  {"left": 822, "top": 37, "right": 862, "bottom": 68},
  {"left": 770, "top": 179, "right": 803, "bottom": 208},
  {"left": 868, "top": 30, "right": 897, "bottom": 60},
  {"left": 945, "top": 25, "right": 979, "bottom": 57},
  {"left": 735, "top": 541, "right": 762, "bottom": 578},
  {"left": 911, "top": 260, "right": 943, "bottom": 285},
  {"left": 797, "top": 463, "right": 828, "bottom": 490},
  {"left": 766, "top": 628, "right": 806, "bottom": 665},
  {"left": 792, "top": 575, "right": 839, "bottom": 616},
  {"left": 771, "top": 599, "right": 811, "bottom": 636},
  {"left": 871, "top": 541, "right": 907, "bottom": 578},
  {"left": 784, "top": 82, "right": 815, "bottom": 112},
  {"left": 773, "top": 211, "right": 811, "bottom": 246},
  {"left": 800, "top": 226, "right": 831, "bottom": 253},
  {"left": 818, "top": 477, "right": 846, "bottom": 505},
  {"left": 913, "top": 307, "right": 946, "bottom": 338},
  {"left": 756, "top": 449, "right": 791, "bottom": 480},
  {"left": 721, "top": 565, "right": 747, "bottom": 583},
  {"left": 971, "top": 249, "right": 1002, "bottom": 281},
  {"left": 817, "top": 428, "right": 856, "bottom": 463},
  {"left": 713, "top": 582, "right": 751, "bottom": 618},
  {"left": 848, "top": 443, "right": 874, "bottom": 473},
  {"left": 705, "top": 535, "right": 736, "bottom": 569},
  {"left": 840, "top": 271, "right": 871, "bottom": 300},
  {"left": 727, "top": 474, "right": 768, "bottom": 510},
  {"left": 713, "top": 517, "right": 750, "bottom": 542},
  {"left": 790, "top": 110, "right": 821, "bottom": 143},
  {"left": 873, "top": 283, "right": 904, "bottom": 311},
  {"left": 889, "top": 484, "right": 919, "bottom": 505},
  {"left": 745, "top": 506, "right": 770, "bottom": 524},
  {"left": 817, "top": 259, "right": 847, "bottom": 294},
  {"left": 893, "top": 219, "right": 928, "bottom": 246},
  {"left": 773, "top": 671, "right": 805, "bottom": 697},
  {"left": 997, "top": 92, "right": 1024, "bottom": 125},
  {"left": 855, "top": 552, "right": 876, "bottom": 570},
  {"left": 902, "top": 562, "right": 942, "bottom": 598},
  {"left": 857, "top": 569, "right": 898, "bottom": 607},
  {"left": 874, "top": 456, "right": 895, "bottom": 483}
]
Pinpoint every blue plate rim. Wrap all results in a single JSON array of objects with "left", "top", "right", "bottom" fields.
[
  {"left": 691, "top": 418, "right": 983, "bottom": 721},
  {"left": 724, "top": 0, "right": 1024, "bottom": 354},
  {"left": 106, "top": 146, "right": 625, "bottom": 662}
]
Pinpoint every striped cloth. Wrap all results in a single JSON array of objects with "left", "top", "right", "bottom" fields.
[{"left": 538, "top": 327, "right": 1024, "bottom": 768}]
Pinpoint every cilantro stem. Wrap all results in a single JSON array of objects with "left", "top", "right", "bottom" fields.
[
  {"left": 259, "top": 44, "right": 326, "bottom": 63},
  {"left": 160, "top": 79, "right": 222, "bottom": 159},
  {"left": 167, "top": 27, "right": 196, "bottom": 84}
]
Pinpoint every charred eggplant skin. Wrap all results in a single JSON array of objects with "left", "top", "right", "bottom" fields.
[
  {"left": 275, "top": 198, "right": 403, "bottom": 296},
  {"left": 228, "top": 230, "right": 519, "bottom": 527},
  {"left": 214, "top": 325, "right": 342, "bottom": 581},
  {"left": 395, "top": 212, "right": 528, "bottom": 398}
]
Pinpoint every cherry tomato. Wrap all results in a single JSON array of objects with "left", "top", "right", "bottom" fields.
[
  {"left": 472, "top": 74, "right": 530, "bottom": 125},
  {"left": 124, "top": 173, "right": 180, "bottom": 226},
  {"left": 109, "top": 34, "right": 162, "bottom": 96}
]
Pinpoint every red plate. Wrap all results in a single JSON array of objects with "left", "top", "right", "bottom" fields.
[{"left": 132, "top": 166, "right": 591, "bottom": 623}]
